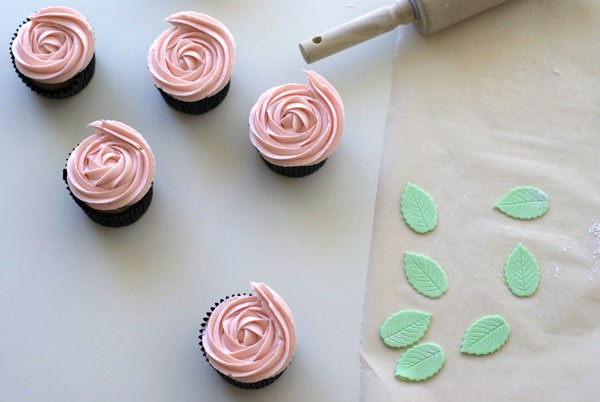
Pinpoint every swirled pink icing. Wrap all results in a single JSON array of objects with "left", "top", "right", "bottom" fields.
[
  {"left": 249, "top": 70, "right": 344, "bottom": 167},
  {"left": 148, "top": 11, "right": 235, "bottom": 102},
  {"left": 66, "top": 120, "right": 155, "bottom": 211},
  {"left": 12, "top": 6, "right": 94, "bottom": 84},
  {"left": 202, "top": 282, "right": 296, "bottom": 383}
]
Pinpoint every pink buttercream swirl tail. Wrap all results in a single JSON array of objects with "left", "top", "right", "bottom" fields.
[
  {"left": 249, "top": 70, "right": 344, "bottom": 167},
  {"left": 11, "top": 6, "right": 95, "bottom": 84},
  {"left": 201, "top": 282, "right": 296, "bottom": 385},
  {"left": 148, "top": 11, "right": 235, "bottom": 102},
  {"left": 66, "top": 120, "right": 155, "bottom": 211}
]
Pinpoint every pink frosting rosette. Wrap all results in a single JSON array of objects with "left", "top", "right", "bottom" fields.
[
  {"left": 66, "top": 121, "right": 155, "bottom": 211},
  {"left": 12, "top": 6, "right": 94, "bottom": 84},
  {"left": 202, "top": 282, "right": 296, "bottom": 384},
  {"left": 249, "top": 70, "right": 344, "bottom": 167},
  {"left": 148, "top": 11, "right": 235, "bottom": 102}
]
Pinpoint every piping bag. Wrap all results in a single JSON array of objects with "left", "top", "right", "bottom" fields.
[{"left": 300, "top": 0, "right": 510, "bottom": 63}]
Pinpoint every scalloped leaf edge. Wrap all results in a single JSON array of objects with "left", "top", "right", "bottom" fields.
[
  {"left": 404, "top": 252, "right": 448, "bottom": 299},
  {"left": 504, "top": 243, "right": 540, "bottom": 297},
  {"left": 395, "top": 343, "right": 445, "bottom": 381},
  {"left": 494, "top": 186, "right": 549, "bottom": 220},
  {"left": 461, "top": 315, "right": 510, "bottom": 356},
  {"left": 401, "top": 183, "right": 438, "bottom": 234},
  {"left": 380, "top": 310, "right": 432, "bottom": 348}
]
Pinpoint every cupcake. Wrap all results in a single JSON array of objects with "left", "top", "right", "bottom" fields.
[
  {"left": 148, "top": 12, "right": 235, "bottom": 114},
  {"left": 10, "top": 6, "right": 95, "bottom": 98},
  {"left": 199, "top": 282, "right": 296, "bottom": 389},
  {"left": 249, "top": 70, "right": 344, "bottom": 177},
  {"left": 64, "top": 120, "right": 155, "bottom": 227}
]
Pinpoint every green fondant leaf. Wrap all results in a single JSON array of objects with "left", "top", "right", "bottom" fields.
[
  {"left": 401, "top": 183, "right": 438, "bottom": 234},
  {"left": 461, "top": 316, "right": 510, "bottom": 355},
  {"left": 494, "top": 186, "right": 549, "bottom": 220},
  {"left": 395, "top": 343, "right": 445, "bottom": 381},
  {"left": 380, "top": 310, "right": 432, "bottom": 348},
  {"left": 504, "top": 243, "right": 540, "bottom": 297},
  {"left": 404, "top": 253, "right": 448, "bottom": 298}
]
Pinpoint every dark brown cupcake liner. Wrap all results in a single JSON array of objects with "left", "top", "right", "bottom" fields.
[
  {"left": 199, "top": 293, "right": 289, "bottom": 389},
  {"left": 259, "top": 154, "right": 328, "bottom": 178},
  {"left": 11, "top": 20, "right": 96, "bottom": 99},
  {"left": 63, "top": 169, "right": 153, "bottom": 227},
  {"left": 157, "top": 81, "right": 230, "bottom": 114}
]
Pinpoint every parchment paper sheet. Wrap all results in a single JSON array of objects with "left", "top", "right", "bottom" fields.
[{"left": 360, "top": 1, "right": 600, "bottom": 401}]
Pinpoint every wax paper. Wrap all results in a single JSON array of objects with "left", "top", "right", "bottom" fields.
[{"left": 360, "top": 1, "right": 600, "bottom": 400}]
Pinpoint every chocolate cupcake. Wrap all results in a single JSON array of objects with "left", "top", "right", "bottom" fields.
[
  {"left": 249, "top": 70, "right": 344, "bottom": 177},
  {"left": 10, "top": 6, "right": 95, "bottom": 98},
  {"left": 148, "top": 12, "right": 235, "bottom": 114},
  {"left": 64, "top": 120, "right": 155, "bottom": 227},
  {"left": 199, "top": 282, "right": 296, "bottom": 389}
]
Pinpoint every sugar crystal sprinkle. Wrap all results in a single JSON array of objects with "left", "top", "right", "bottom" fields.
[{"left": 589, "top": 221, "right": 600, "bottom": 259}]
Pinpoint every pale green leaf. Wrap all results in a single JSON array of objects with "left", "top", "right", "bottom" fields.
[
  {"left": 380, "top": 310, "right": 432, "bottom": 348},
  {"left": 395, "top": 343, "right": 445, "bottom": 381},
  {"left": 404, "top": 253, "right": 448, "bottom": 298},
  {"left": 504, "top": 243, "right": 540, "bottom": 297},
  {"left": 401, "top": 183, "right": 438, "bottom": 234},
  {"left": 461, "top": 316, "right": 510, "bottom": 355},
  {"left": 494, "top": 186, "right": 549, "bottom": 220}
]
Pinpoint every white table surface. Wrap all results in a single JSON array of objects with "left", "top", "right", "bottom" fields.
[{"left": 0, "top": 1, "right": 396, "bottom": 401}]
